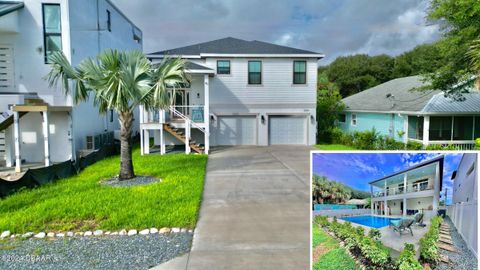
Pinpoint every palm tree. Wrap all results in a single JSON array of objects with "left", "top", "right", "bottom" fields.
[
  {"left": 46, "top": 49, "right": 189, "bottom": 180},
  {"left": 468, "top": 38, "right": 480, "bottom": 90}
]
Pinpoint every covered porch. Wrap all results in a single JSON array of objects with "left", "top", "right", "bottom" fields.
[
  {"left": 405, "top": 114, "right": 480, "bottom": 150},
  {"left": 139, "top": 62, "right": 214, "bottom": 155}
]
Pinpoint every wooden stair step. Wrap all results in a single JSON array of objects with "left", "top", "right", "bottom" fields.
[
  {"left": 438, "top": 243, "right": 457, "bottom": 252},
  {"left": 440, "top": 254, "right": 449, "bottom": 263},
  {"left": 439, "top": 238, "right": 454, "bottom": 245},
  {"left": 440, "top": 235, "right": 452, "bottom": 240}
]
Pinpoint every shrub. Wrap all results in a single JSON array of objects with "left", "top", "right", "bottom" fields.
[
  {"left": 397, "top": 243, "right": 423, "bottom": 270},
  {"left": 330, "top": 127, "right": 346, "bottom": 144},
  {"left": 355, "top": 226, "right": 365, "bottom": 236},
  {"left": 419, "top": 216, "right": 443, "bottom": 266},
  {"left": 406, "top": 141, "right": 424, "bottom": 150},
  {"left": 315, "top": 215, "right": 329, "bottom": 227},
  {"left": 368, "top": 228, "right": 381, "bottom": 240},
  {"left": 353, "top": 128, "right": 379, "bottom": 150},
  {"left": 377, "top": 136, "right": 405, "bottom": 150},
  {"left": 476, "top": 138, "right": 480, "bottom": 150}
]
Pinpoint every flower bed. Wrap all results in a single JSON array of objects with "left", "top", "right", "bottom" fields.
[
  {"left": 419, "top": 216, "right": 443, "bottom": 267},
  {"left": 314, "top": 216, "right": 424, "bottom": 270}
]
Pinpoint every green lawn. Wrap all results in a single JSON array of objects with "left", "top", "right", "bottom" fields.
[
  {"left": 315, "top": 144, "right": 357, "bottom": 150},
  {"left": 0, "top": 146, "right": 208, "bottom": 233},
  {"left": 312, "top": 224, "right": 358, "bottom": 270}
]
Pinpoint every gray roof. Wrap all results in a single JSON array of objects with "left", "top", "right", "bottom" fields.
[
  {"left": 423, "top": 93, "right": 480, "bottom": 113},
  {"left": 342, "top": 76, "right": 441, "bottom": 112},
  {"left": 185, "top": 61, "right": 213, "bottom": 71},
  {"left": 148, "top": 37, "right": 322, "bottom": 57},
  {"left": 0, "top": 1, "right": 24, "bottom": 17}
]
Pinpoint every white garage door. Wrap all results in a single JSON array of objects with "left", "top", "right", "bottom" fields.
[
  {"left": 214, "top": 116, "right": 257, "bottom": 145},
  {"left": 269, "top": 115, "right": 307, "bottom": 145}
]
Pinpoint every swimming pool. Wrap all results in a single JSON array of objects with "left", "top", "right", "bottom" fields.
[{"left": 340, "top": 215, "right": 401, "bottom": 228}]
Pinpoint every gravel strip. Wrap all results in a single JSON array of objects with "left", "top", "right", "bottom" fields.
[
  {"left": 0, "top": 232, "right": 192, "bottom": 270},
  {"left": 437, "top": 217, "right": 477, "bottom": 270},
  {"left": 102, "top": 175, "right": 161, "bottom": 187}
]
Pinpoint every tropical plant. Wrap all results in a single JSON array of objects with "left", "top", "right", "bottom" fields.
[
  {"left": 312, "top": 175, "right": 352, "bottom": 204},
  {"left": 397, "top": 243, "right": 423, "bottom": 270},
  {"left": 46, "top": 50, "right": 189, "bottom": 179},
  {"left": 368, "top": 228, "right": 381, "bottom": 241},
  {"left": 467, "top": 38, "right": 480, "bottom": 90}
]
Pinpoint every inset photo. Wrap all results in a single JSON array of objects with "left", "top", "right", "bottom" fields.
[{"left": 311, "top": 152, "right": 478, "bottom": 270}]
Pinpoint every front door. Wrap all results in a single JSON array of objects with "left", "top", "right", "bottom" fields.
[{"left": 172, "top": 90, "right": 190, "bottom": 117}]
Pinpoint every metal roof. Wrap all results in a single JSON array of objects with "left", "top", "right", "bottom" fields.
[
  {"left": 0, "top": 1, "right": 24, "bottom": 17},
  {"left": 342, "top": 76, "right": 440, "bottom": 113},
  {"left": 148, "top": 37, "right": 323, "bottom": 57},
  {"left": 422, "top": 92, "right": 480, "bottom": 113}
]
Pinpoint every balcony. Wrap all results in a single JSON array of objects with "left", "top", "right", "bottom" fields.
[{"left": 372, "top": 180, "right": 433, "bottom": 198}]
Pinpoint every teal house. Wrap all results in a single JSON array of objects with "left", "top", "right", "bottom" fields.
[{"left": 338, "top": 76, "right": 480, "bottom": 149}]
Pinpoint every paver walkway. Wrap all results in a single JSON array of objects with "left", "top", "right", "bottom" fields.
[{"left": 153, "top": 145, "right": 312, "bottom": 270}]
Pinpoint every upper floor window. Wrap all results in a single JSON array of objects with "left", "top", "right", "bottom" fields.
[
  {"left": 338, "top": 114, "right": 346, "bottom": 123},
  {"left": 248, "top": 60, "right": 262, "bottom": 84},
  {"left": 217, "top": 60, "right": 230, "bottom": 74},
  {"left": 293, "top": 60, "right": 306, "bottom": 84},
  {"left": 42, "top": 4, "right": 62, "bottom": 64},
  {"left": 107, "top": 10, "right": 112, "bottom": 32}
]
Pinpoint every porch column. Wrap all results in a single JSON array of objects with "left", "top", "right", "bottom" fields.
[
  {"left": 160, "top": 109, "right": 166, "bottom": 155},
  {"left": 139, "top": 105, "right": 144, "bottom": 156},
  {"left": 403, "top": 172, "right": 407, "bottom": 216},
  {"left": 370, "top": 185, "right": 373, "bottom": 215},
  {"left": 42, "top": 111, "right": 50, "bottom": 167},
  {"left": 422, "top": 116, "right": 430, "bottom": 146},
  {"left": 432, "top": 160, "right": 441, "bottom": 214},
  {"left": 144, "top": 129, "right": 150, "bottom": 154},
  {"left": 185, "top": 119, "right": 191, "bottom": 154},
  {"left": 403, "top": 115, "right": 408, "bottom": 143},
  {"left": 204, "top": 74, "right": 210, "bottom": 154},
  {"left": 384, "top": 180, "right": 388, "bottom": 216},
  {"left": 68, "top": 112, "right": 74, "bottom": 161},
  {"left": 13, "top": 111, "right": 21, "bottom": 173}
]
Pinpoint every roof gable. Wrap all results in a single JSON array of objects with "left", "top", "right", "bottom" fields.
[{"left": 148, "top": 37, "right": 322, "bottom": 57}]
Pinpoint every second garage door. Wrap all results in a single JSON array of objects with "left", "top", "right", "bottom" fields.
[
  {"left": 214, "top": 115, "right": 257, "bottom": 145},
  {"left": 269, "top": 115, "right": 307, "bottom": 145}
]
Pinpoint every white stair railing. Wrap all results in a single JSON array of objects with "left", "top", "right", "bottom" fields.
[{"left": 168, "top": 106, "right": 208, "bottom": 135}]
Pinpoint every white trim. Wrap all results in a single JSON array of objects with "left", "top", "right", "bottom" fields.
[
  {"left": 148, "top": 53, "right": 324, "bottom": 59},
  {"left": 185, "top": 69, "right": 215, "bottom": 74}
]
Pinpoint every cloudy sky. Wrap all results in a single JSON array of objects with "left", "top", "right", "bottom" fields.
[
  {"left": 312, "top": 153, "right": 464, "bottom": 205},
  {"left": 112, "top": 0, "right": 441, "bottom": 64}
]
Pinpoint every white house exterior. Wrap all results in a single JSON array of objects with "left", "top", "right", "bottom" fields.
[
  {"left": 447, "top": 153, "right": 478, "bottom": 258},
  {"left": 141, "top": 37, "right": 322, "bottom": 154},
  {"left": 0, "top": 0, "right": 142, "bottom": 171},
  {"left": 370, "top": 156, "right": 443, "bottom": 219}
]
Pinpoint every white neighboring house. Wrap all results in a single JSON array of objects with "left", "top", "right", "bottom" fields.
[
  {"left": 447, "top": 153, "right": 478, "bottom": 258},
  {"left": 141, "top": 37, "right": 323, "bottom": 155},
  {"left": 0, "top": 0, "right": 142, "bottom": 171},
  {"left": 370, "top": 156, "right": 443, "bottom": 219}
]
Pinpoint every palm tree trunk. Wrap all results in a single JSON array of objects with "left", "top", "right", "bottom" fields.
[{"left": 118, "top": 111, "right": 135, "bottom": 180}]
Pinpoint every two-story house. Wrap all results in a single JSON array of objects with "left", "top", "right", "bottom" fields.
[
  {"left": 140, "top": 37, "right": 323, "bottom": 155},
  {"left": 370, "top": 155, "right": 443, "bottom": 219},
  {"left": 0, "top": 0, "right": 142, "bottom": 172}
]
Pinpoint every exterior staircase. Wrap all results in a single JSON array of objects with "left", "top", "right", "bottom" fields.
[
  {"left": 0, "top": 131, "right": 5, "bottom": 166},
  {"left": 163, "top": 123, "right": 205, "bottom": 154}
]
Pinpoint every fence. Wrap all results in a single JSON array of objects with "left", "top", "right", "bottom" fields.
[
  {"left": 313, "top": 209, "right": 371, "bottom": 218},
  {"left": 0, "top": 144, "right": 118, "bottom": 197},
  {"left": 447, "top": 202, "right": 478, "bottom": 258},
  {"left": 313, "top": 204, "right": 358, "bottom": 211}
]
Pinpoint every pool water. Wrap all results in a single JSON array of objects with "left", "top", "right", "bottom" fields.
[{"left": 340, "top": 215, "right": 401, "bottom": 228}]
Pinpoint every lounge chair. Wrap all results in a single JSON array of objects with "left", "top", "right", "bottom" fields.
[
  {"left": 413, "top": 213, "right": 425, "bottom": 227},
  {"left": 390, "top": 218, "right": 414, "bottom": 236}
]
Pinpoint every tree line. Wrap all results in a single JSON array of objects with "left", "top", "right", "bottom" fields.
[{"left": 312, "top": 175, "right": 370, "bottom": 205}]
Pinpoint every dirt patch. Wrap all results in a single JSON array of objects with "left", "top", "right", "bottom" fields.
[{"left": 312, "top": 243, "right": 332, "bottom": 263}]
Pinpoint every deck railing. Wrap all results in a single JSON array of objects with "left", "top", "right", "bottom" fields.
[{"left": 372, "top": 180, "right": 433, "bottom": 197}]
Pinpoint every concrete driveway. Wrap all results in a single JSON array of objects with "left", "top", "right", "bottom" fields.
[{"left": 153, "top": 145, "right": 312, "bottom": 270}]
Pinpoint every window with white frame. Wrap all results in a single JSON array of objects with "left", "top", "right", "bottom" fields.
[{"left": 351, "top": 114, "right": 357, "bottom": 126}]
